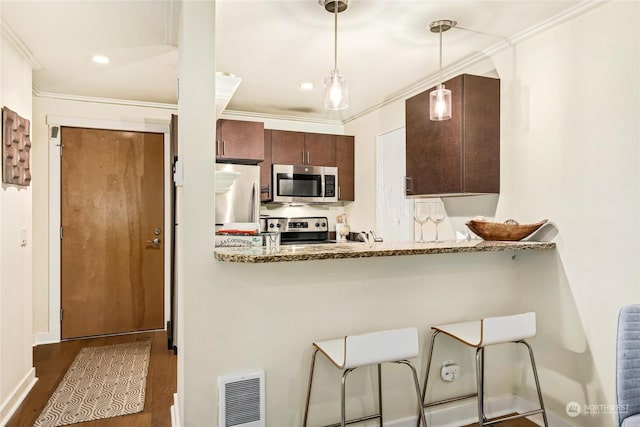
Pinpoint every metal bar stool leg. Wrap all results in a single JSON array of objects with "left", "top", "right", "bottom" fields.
[
  {"left": 378, "top": 364, "right": 383, "bottom": 427},
  {"left": 519, "top": 340, "right": 549, "bottom": 427},
  {"left": 475, "top": 347, "right": 486, "bottom": 427},
  {"left": 417, "top": 330, "right": 439, "bottom": 427},
  {"left": 397, "top": 360, "right": 429, "bottom": 427},
  {"left": 303, "top": 348, "right": 320, "bottom": 427},
  {"left": 341, "top": 368, "right": 356, "bottom": 427}
]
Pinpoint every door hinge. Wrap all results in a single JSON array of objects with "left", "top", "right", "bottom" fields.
[
  {"left": 60, "top": 308, "right": 63, "bottom": 321},
  {"left": 60, "top": 226, "right": 63, "bottom": 239}
]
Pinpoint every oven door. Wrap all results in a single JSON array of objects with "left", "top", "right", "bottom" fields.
[{"left": 273, "top": 165, "right": 326, "bottom": 203}]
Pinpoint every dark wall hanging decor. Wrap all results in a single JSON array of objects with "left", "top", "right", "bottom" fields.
[{"left": 2, "top": 106, "right": 31, "bottom": 186}]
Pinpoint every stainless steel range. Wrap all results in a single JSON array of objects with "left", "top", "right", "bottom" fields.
[{"left": 262, "top": 216, "right": 330, "bottom": 245}]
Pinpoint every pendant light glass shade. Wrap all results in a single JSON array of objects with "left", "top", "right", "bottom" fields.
[
  {"left": 324, "top": 69, "right": 348, "bottom": 110},
  {"left": 429, "top": 19, "right": 455, "bottom": 121},
  {"left": 430, "top": 84, "right": 451, "bottom": 121}
]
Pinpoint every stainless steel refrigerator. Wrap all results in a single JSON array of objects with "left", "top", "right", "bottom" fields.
[{"left": 215, "top": 163, "right": 261, "bottom": 226}]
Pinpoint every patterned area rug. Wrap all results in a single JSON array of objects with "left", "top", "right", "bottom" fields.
[{"left": 33, "top": 341, "right": 151, "bottom": 427}]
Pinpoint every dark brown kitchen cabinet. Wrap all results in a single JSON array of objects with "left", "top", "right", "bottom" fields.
[
  {"left": 304, "top": 132, "right": 336, "bottom": 167},
  {"left": 336, "top": 135, "right": 354, "bottom": 201},
  {"left": 216, "top": 119, "right": 264, "bottom": 163},
  {"left": 260, "top": 129, "right": 272, "bottom": 201},
  {"left": 271, "top": 130, "right": 305, "bottom": 165},
  {"left": 405, "top": 74, "right": 500, "bottom": 196},
  {"left": 271, "top": 130, "right": 336, "bottom": 166}
]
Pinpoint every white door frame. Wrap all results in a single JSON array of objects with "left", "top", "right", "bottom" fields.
[{"left": 39, "top": 115, "right": 172, "bottom": 344}]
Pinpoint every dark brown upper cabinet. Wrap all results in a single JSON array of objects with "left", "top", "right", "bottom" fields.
[
  {"left": 271, "top": 130, "right": 305, "bottom": 165},
  {"left": 304, "top": 132, "right": 336, "bottom": 167},
  {"left": 336, "top": 135, "right": 354, "bottom": 201},
  {"left": 405, "top": 74, "right": 500, "bottom": 196},
  {"left": 216, "top": 119, "right": 264, "bottom": 164},
  {"left": 271, "top": 130, "right": 336, "bottom": 167}
]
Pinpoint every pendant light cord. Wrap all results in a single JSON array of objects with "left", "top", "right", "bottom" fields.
[
  {"left": 439, "top": 25, "right": 443, "bottom": 86},
  {"left": 334, "top": 0, "right": 338, "bottom": 71}
]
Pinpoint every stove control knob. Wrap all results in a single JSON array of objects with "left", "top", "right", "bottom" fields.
[
  {"left": 321, "top": 222, "right": 326, "bottom": 228},
  {"left": 269, "top": 223, "right": 274, "bottom": 228},
  {"left": 315, "top": 222, "right": 320, "bottom": 228},
  {"left": 276, "top": 223, "right": 281, "bottom": 228}
]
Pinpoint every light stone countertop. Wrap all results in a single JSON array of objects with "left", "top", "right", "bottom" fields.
[{"left": 214, "top": 240, "right": 556, "bottom": 263}]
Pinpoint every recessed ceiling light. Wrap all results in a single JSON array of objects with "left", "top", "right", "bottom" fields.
[
  {"left": 92, "top": 55, "right": 110, "bottom": 64},
  {"left": 299, "top": 82, "right": 314, "bottom": 90}
]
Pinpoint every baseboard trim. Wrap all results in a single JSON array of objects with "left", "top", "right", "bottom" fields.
[
  {"left": 33, "top": 331, "right": 59, "bottom": 346},
  {"left": 0, "top": 367, "right": 37, "bottom": 426},
  {"left": 171, "top": 393, "right": 181, "bottom": 427},
  {"left": 385, "top": 394, "right": 573, "bottom": 427}
]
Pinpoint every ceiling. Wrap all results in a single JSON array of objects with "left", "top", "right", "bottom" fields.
[{"left": 1, "top": 0, "right": 580, "bottom": 122}]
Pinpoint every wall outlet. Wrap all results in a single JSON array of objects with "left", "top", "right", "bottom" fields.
[{"left": 441, "top": 360, "right": 460, "bottom": 382}]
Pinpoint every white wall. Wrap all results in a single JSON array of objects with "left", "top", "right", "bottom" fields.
[
  {"left": 30, "top": 97, "right": 175, "bottom": 336},
  {"left": 0, "top": 26, "right": 36, "bottom": 424},
  {"left": 177, "top": 1, "right": 217, "bottom": 424},
  {"left": 494, "top": 2, "right": 640, "bottom": 425}
]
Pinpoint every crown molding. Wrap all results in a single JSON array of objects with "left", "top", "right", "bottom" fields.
[
  {"left": 343, "top": 0, "right": 607, "bottom": 125},
  {"left": 31, "top": 91, "right": 342, "bottom": 126},
  {"left": 1, "top": 18, "right": 42, "bottom": 70},
  {"left": 33, "top": 90, "right": 178, "bottom": 111},
  {"left": 222, "top": 109, "right": 344, "bottom": 126}
]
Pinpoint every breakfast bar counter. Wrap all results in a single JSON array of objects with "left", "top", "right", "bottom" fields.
[{"left": 214, "top": 240, "right": 556, "bottom": 263}]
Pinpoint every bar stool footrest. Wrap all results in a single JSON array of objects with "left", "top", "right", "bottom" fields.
[{"left": 423, "top": 392, "right": 478, "bottom": 408}]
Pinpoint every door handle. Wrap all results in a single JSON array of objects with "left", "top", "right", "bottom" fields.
[{"left": 145, "top": 238, "right": 161, "bottom": 247}]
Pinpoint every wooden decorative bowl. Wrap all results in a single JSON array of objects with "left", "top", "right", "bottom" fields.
[{"left": 465, "top": 219, "right": 548, "bottom": 241}]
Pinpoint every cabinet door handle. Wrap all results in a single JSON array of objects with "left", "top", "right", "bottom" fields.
[
  {"left": 222, "top": 140, "right": 226, "bottom": 156},
  {"left": 302, "top": 151, "right": 305, "bottom": 164},
  {"left": 306, "top": 151, "right": 310, "bottom": 164},
  {"left": 404, "top": 176, "right": 413, "bottom": 194},
  {"left": 338, "top": 186, "right": 341, "bottom": 199}
]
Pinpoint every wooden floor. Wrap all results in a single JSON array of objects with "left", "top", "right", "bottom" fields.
[{"left": 6, "top": 331, "right": 176, "bottom": 427}]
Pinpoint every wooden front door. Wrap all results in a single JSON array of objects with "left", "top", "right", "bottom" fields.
[{"left": 61, "top": 127, "right": 164, "bottom": 339}]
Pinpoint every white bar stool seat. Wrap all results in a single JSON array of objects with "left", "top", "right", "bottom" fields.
[
  {"left": 303, "top": 327, "right": 427, "bottom": 427},
  {"left": 419, "top": 312, "right": 548, "bottom": 427}
]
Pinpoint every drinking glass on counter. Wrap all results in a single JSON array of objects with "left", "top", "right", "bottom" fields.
[
  {"left": 264, "top": 232, "right": 280, "bottom": 252},
  {"left": 429, "top": 202, "right": 446, "bottom": 243},
  {"left": 414, "top": 200, "right": 430, "bottom": 243}
]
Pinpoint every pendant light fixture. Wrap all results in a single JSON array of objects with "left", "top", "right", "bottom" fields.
[
  {"left": 323, "top": 0, "right": 348, "bottom": 110},
  {"left": 429, "top": 19, "right": 456, "bottom": 121}
]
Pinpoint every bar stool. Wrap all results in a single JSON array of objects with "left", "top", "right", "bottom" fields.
[
  {"left": 419, "top": 312, "right": 549, "bottom": 427},
  {"left": 303, "top": 327, "right": 427, "bottom": 427}
]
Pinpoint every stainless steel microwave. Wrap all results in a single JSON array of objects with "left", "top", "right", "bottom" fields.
[{"left": 272, "top": 164, "right": 338, "bottom": 203}]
